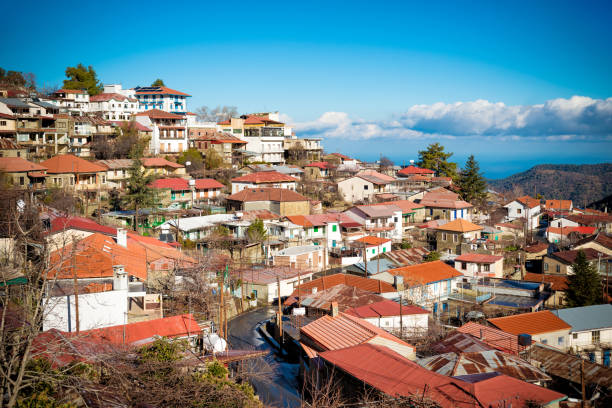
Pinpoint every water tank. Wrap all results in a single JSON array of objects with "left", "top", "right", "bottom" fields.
[
  {"left": 202, "top": 334, "right": 227, "bottom": 353},
  {"left": 518, "top": 333, "right": 532, "bottom": 346}
]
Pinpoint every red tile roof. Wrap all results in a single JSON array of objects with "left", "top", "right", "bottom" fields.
[
  {"left": 0, "top": 157, "right": 47, "bottom": 173},
  {"left": 90, "top": 93, "right": 137, "bottom": 102},
  {"left": 516, "top": 195, "right": 541, "bottom": 209},
  {"left": 567, "top": 213, "right": 612, "bottom": 225},
  {"left": 376, "top": 199, "right": 424, "bottom": 213},
  {"left": 54, "top": 89, "right": 87, "bottom": 94},
  {"left": 149, "top": 178, "right": 190, "bottom": 190},
  {"left": 319, "top": 343, "right": 478, "bottom": 408},
  {"left": 287, "top": 273, "right": 396, "bottom": 299},
  {"left": 133, "top": 109, "right": 185, "bottom": 119},
  {"left": 550, "top": 248, "right": 605, "bottom": 264},
  {"left": 231, "top": 171, "right": 297, "bottom": 183},
  {"left": 345, "top": 300, "right": 428, "bottom": 319},
  {"left": 545, "top": 199, "right": 572, "bottom": 210},
  {"left": 134, "top": 86, "right": 191, "bottom": 97},
  {"left": 194, "top": 178, "right": 224, "bottom": 189},
  {"left": 523, "top": 273, "right": 569, "bottom": 291},
  {"left": 488, "top": 310, "right": 571, "bottom": 335},
  {"left": 354, "top": 235, "right": 391, "bottom": 247},
  {"left": 455, "top": 253, "right": 504, "bottom": 263},
  {"left": 305, "top": 161, "right": 332, "bottom": 170},
  {"left": 420, "top": 196, "right": 473, "bottom": 209},
  {"left": 141, "top": 157, "right": 184, "bottom": 168},
  {"left": 524, "top": 242, "right": 549, "bottom": 253},
  {"left": 242, "top": 115, "right": 283, "bottom": 125},
  {"left": 435, "top": 218, "right": 483, "bottom": 232},
  {"left": 331, "top": 153, "right": 353, "bottom": 160},
  {"left": 49, "top": 216, "right": 117, "bottom": 235},
  {"left": 110, "top": 121, "right": 152, "bottom": 132},
  {"left": 456, "top": 322, "right": 526, "bottom": 355},
  {"left": 227, "top": 188, "right": 309, "bottom": 203},
  {"left": 387, "top": 261, "right": 463, "bottom": 287},
  {"left": 41, "top": 154, "right": 106, "bottom": 174},
  {"left": 78, "top": 314, "right": 200, "bottom": 346},
  {"left": 47, "top": 233, "right": 148, "bottom": 281},
  {"left": 397, "top": 165, "right": 435, "bottom": 176}
]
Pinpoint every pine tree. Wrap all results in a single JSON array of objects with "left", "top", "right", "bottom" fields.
[
  {"left": 151, "top": 78, "right": 165, "bottom": 87},
  {"left": 458, "top": 155, "right": 488, "bottom": 204},
  {"left": 416, "top": 143, "right": 458, "bottom": 179},
  {"left": 123, "top": 152, "right": 159, "bottom": 232},
  {"left": 63, "top": 63, "right": 103, "bottom": 95},
  {"left": 565, "top": 251, "right": 603, "bottom": 307}
]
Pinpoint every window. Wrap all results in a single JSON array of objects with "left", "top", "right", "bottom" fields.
[
  {"left": 0, "top": 121, "right": 6, "bottom": 126},
  {"left": 517, "top": 208, "right": 522, "bottom": 214},
  {"left": 19, "top": 176, "right": 25, "bottom": 185},
  {"left": 372, "top": 249, "right": 375, "bottom": 254},
  {"left": 461, "top": 262, "right": 467, "bottom": 270},
  {"left": 573, "top": 333, "right": 578, "bottom": 339},
  {"left": 313, "top": 226, "right": 318, "bottom": 233},
  {"left": 556, "top": 264, "right": 560, "bottom": 273},
  {"left": 394, "top": 217, "right": 398, "bottom": 223},
  {"left": 544, "top": 262, "right": 549, "bottom": 271},
  {"left": 363, "top": 185, "right": 368, "bottom": 190},
  {"left": 592, "top": 330, "right": 600, "bottom": 343},
  {"left": 453, "top": 234, "right": 458, "bottom": 243},
  {"left": 558, "top": 337, "right": 564, "bottom": 345},
  {"left": 541, "top": 339, "right": 548, "bottom": 345},
  {"left": 332, "top": 225, "right": 337, "bottom": 232},
  {"left": 442, "top": 233, "right": 447, "bottom": 241},
  {"left": 483, "top": 264, "right": 490, "bottom": 272}
]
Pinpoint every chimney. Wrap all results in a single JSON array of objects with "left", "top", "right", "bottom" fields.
[
  {"left": 312, "top": 287, "right": 318, "bottom": 294},
  {"left": 116, "top": 228, "right": 127, "bottom": 248},
  {"left": 480, "top": 329, "right": 484, "bottom": 340},
  {"left": 113, "top": 265, "right": 128, "bottom": 291},
  {"left": 393, "top": 275, "right": 404, "bottom": 291},
  {"left": 330, "top": 301, "right": 339, "bottom": 317}
]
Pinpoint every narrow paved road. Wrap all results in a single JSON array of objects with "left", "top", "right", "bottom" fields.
[{"left": 227, "top": 306, "right": 302, "bottom": 408}]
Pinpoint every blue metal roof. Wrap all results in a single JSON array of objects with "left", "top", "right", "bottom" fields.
[{"left": 552, "top": 304, "right": 612, "bottom": 333}]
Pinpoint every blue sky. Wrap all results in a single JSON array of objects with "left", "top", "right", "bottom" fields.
[{"left": 2, "top": 0, "right": 611, "bottom": 178}]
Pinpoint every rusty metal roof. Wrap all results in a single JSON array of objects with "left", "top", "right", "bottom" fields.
[
  {"left": 418, "top": 350, "right": 551, "bottom": 383},
  {"left": 432, "top": 331, "right": 499, "bottom": 354},
  {"left": 383, "top": 246, "right": 430, "bottom": 266},
  {"left": 525, "top": 344, "right": 612, "bottom": 390},
  {"left": 299, "top": 284, "right": 387, "bottom": 312}
]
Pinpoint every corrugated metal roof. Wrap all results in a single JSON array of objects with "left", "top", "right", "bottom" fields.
[
  {"left": 432, "top": 331, "right": 498, "bottom": 354},
  {"left": 299, "top": 284, "right": 386, "bottom": 311},
  {"left": 418, "top": 350, "right": 551, "bottom": 383},
  {"left": 456, "top": 322, "right": 526, "bottom": 355},
  {"left": 383, "top": 247, "right": 430, "bottom": 266},
  {"left": 552, "top": 304, "right": 612, "bottom": 333}
]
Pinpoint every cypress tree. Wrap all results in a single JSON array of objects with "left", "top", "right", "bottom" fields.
[{"left": 565, "top": 250, "right": 603, "bottom": 307}]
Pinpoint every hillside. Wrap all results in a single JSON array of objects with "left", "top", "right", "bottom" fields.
[{"left": 488, "top": 163, "right": 612, "bottom": 206}]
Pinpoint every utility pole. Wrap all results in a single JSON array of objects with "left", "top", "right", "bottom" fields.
[
  {"left": 399, "top": 293, "right": 403, "bottom": 339},
  {"left": 72, "top": 252, "right": 80, "bottom": 334},
  {"left": 581, "top": 358, "right": 586, "bottom": 408},
  {"left": 297, "top": 268, "right": 302, "bottom": 308},
  {"left": 363, "top": 244, "right": 368, "bottom": 278},
  {"left": 218, "top": 273, "right": 224, "bottom": 338},
  {"left": 277, "top": 277, "right": 283, "bottom": 345}
]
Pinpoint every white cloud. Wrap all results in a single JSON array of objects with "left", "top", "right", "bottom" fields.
[{"left": 294, "top": 96, "right": 612, "bottom": 140}]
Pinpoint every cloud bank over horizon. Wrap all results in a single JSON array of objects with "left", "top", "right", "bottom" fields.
[{"left": 294, "top": 96, "right": 612, "bottom": 141}]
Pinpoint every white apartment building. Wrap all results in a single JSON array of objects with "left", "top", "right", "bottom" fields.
[
  {"left": 133, "top": 86, "right": 191, "bottom": 114},
  {"left": 504, "top": 196, "right": 542, "bottom": 230},
  {"left": 50, "top": 89, "right": 90, "bottom": 115},
  {"left": 134, "top": 110, "right": 188, "bottom": 154},
  {"left": 89, "top": 92, "right": 139, "bottom": 121}
]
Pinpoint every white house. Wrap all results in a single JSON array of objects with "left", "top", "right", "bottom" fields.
[
  {"left": 240, "top": 267, "right": 315, "bottom": 304},
  {"left": 353, "top": 236, "right": 392, "bottom": 261},
  {"left": 273, "top": 245, "right": 328, "bottom": 272},
  {"left": 89, "top": 93, "right": 139, "bottom": 121},
  {"left": 345, "top": 204, "right": 403, "bottom": 241},
  {"left": 454, "top": 253, "right": 505, "bottom": 279},
  {"left": 504, "top": 196, "right": 541, "bottom": 230},
  {"left": 550, "top": 218, "right": 579, "bottom": 229},
  {"left": 344, "top": 300, "right": 429, "bottom": 337},
  {"left": 134, "top": 109, "right": 188, "bottom": 154},
  {"left": 50, "top": 89, "right": 90, "bottom": 114},
  {"left": 337, "top": 171, "right": 396, "bottom": 203},
  {"left": 133, "top": 86, "right": 191, "bottom": 114},
  {"left": 553, "top": 304, "right": 612, "bottom": 365}
]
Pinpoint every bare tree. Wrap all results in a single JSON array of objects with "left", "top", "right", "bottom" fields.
[{"left": 195, "top": 105, "right": 238, "bottom": 122}]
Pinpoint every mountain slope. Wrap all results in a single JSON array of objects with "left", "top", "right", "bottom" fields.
[{"left": 488, "top": 163, "right": 612, "bottom": 206}]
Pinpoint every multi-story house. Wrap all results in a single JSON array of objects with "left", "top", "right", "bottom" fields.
[
  {"left": 50, "top": 89, "right": 90, "bottom": 115},
  {"left": 188, "top": 128, "right": 247, "bottom": 167},
  {"left": 434, "top": 218, "right": 483, "bottom": 255},
  {"left": 96, "top": 159, "right": 133, "bottom": 189},
  {"left": 0, "top": 138, "right": 27, "bottom": 158},
  {"left": 41, "top": 154, "right": 108, "bottom": 202},
  {"left": 0, "top": 157, "right": 47, "bottom": 190},
  {"left": 337, "top": 170, "right": 396, "bottom": 203},
  {"left": 218, "top": 113, "right": 285, "bottom": 164},
  {"left": 89, "top": 93, "right": 139, "bottom": 120},
  {"left": 284, "top": 136, "right": 323, "bottom": 162},
  {"left": 420, "top": 190, "right": 473, "bottom": 221},
  {"left": 344, "top": 204, "right": 403, "bottom": 242},
  {"left": 505, "top": 195, "right": 542, "bottom": 230},
  {"left": 133, "top": 86, "right": 190, "bottom": 114},
  {"left": 141, "top": 157, "right": 186, "bottom": 177},
  {"left": 134, "top": 110, "right": 188, "bottom": 154}
]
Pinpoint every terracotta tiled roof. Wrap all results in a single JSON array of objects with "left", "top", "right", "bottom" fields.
[
  {"left": 305, "top": 161, "right": 332, "bottom": 170},
  {"left": 41, "top": 154, "right": 106, "bottom": 174},
  {"left": 549, "top": 248, "right": 605, "bottom": 264},
  {"left": 545, "top": 200, "right": 572, "bottom": 210},
  {"left": 515, "top": 195, "right": 541, "bottom": 209},
  {"left": 488, "top": 310, "right": 571, "bottom": 335},
  {"left": 574, "top": 232, "right": 612, "bottom": 251},
  {"left": 387, "top": 260, "right": 463, "bottom": 287},
  {"left": 149, "top": 178, "right": 190, "bottom": 191},
  {"left": 397, "top": 165, "right": 435, "bottom": 175},
  {"left": 376, "top": 199, "right": 424, "bottom": 213},
  {"left": 47, "top": 233, "right": 148, "bottom": 281},
  {"left": 194, "top": 178, "right": 224, "bottom": 189},
  {"left": 285, "top": 215, "right": 315, "bottom": 227},
  {"left": 242, "top": 115, "right": 283, "bottom": 125},
  {"left": 331, "top": 153, "right": 352, "bottom": 160},
  {"left": 110, "top": 121, "right": 152, "bottom": 132},
  {"left": 226, "top": 188, "right": 309, "bottom": 203},
  {"left": 524, "top": 242, "right": 549, "bottom": 253},
  {"left": 54, "top": 89, "right": 86, "bottom": 94},
  {"left": 456, "top": 321, "right": 527, "bottom": 355},
  {"left": 231, "top": 171, "right": 297, "bottom": 183},
  {"left": 354, "top": 235, "right": 391, "bottom": 247},
  {"left": 0, "top": 138, "right": 21, "bottom": 149},
  {"left": 523, "top": 273, "right": 569, "bottom": 291},
  {"left": 49, "top": 216, "right": 117, "bottom": 236},
  {"left": 455, "top": 253, "right": 504, "bottom": 263},
  {"left": 420, "top": 196, "right": 473, "bottom": 209},
  {"left": 435, "top": 218, "right": 483, "bottom": 232},
  {"left": 567, "top": 213, "right": 612, "bottom": 225},
  {"left": 0, "top": 157, "right": 47, "bottom": 173},
  {"left": 345, "top": 300, "right": 428, "bottom": 319},
  {"left": 134, "top": 86, "right": 191, "bottom": 97},
  {"left": 133, "top": 109, "right": 184, "bottom": 119},
  {"left": 141, "top": 157, "right": 184, "bottom": 168},
  {"left": 287, "top": 273, "right": 396, "bottom": 298},
  {"left": 90, "top": 93, "right": 137, "bottom": 102}
]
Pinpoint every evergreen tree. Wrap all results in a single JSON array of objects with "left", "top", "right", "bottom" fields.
[
  {"left": 565, "top": 250, "right": 603, "bottom": 307},
  {"left": 63, "top": 63, "right": 103, "bottom": 95},
  {"left": 151, "top": 78, "right": 165, "bottom": 87},
  {"left": 458, "top": 155, "right": 488, "bottom": 203},
  {"left": 424, "top": 251, "right": 441, "bottom": 262},
  {"left": 123, "top": 150, "right": 159, "bottom": 232},
  {"left": 246, "top": 219, "right": 267, "bottom": 243},
  {"left": 416, "top": 143, "right": 458, "bottom": 179},
  {"left": 204, "top": 147, "right": 223, "bottom": 170}
]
